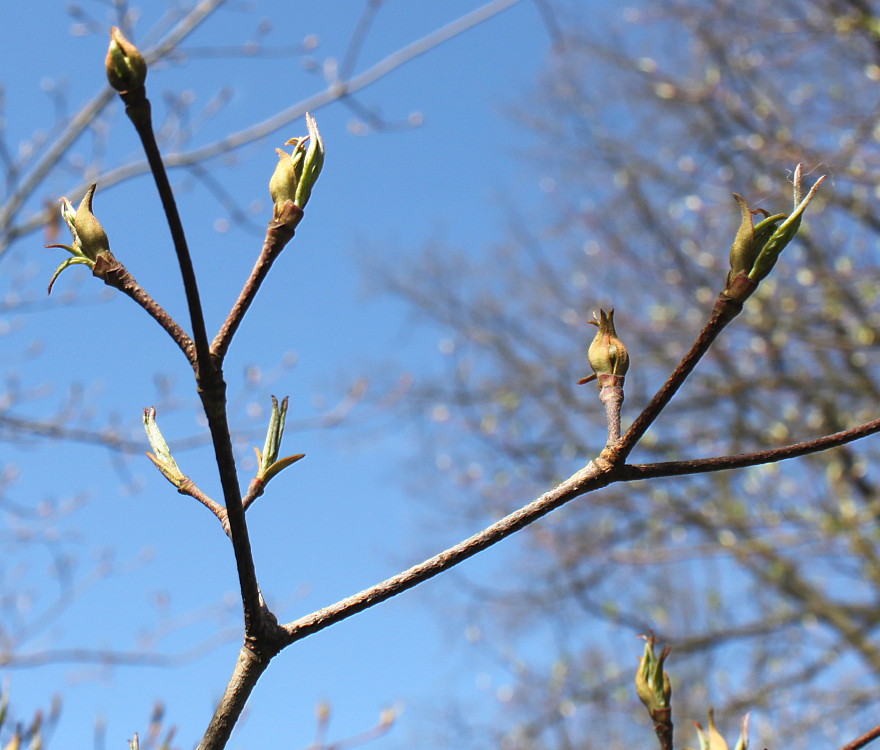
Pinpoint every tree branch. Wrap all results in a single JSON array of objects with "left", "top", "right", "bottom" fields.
[
  {"left": 211, "top": 202, "right": 303, "bottom": 361},
  {"left": 198, "top": 642, "right": 275, "bottom": 750},
  {"left": 619, "top": 417, "right": 880, "bottom": 481},
  {"left": 279, "top": 459, "right": 614, "bottom": 642},
  {"left": 838, "top": 724, "right": 880, "bottom": 750},
  {"left": 93, "top": 254, "right": 195, "bottom": 362},
  {"left": 118, "top": 87, "right": 211, "bottom": 377},
  {"left": 177, "top": 478, "right": 229, "bottom": 537},
  {"left": 608, "top": 292, "right": 746, "bottom": 463},
  {"left": 196, "top": 374, "right": 265, "bottom": 637}
]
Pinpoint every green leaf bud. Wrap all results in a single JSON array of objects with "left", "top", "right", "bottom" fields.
[
  {"left": 254, "top": 395, "right": 305, "bottom": 486},
  {"left": 294, "top": 113, "right": 325, "bottom": 208},
  {"left": 635, "top": 634, "right": 671, "bottom": 717},
  {"left": 143, "top": 407, "right": 186, "bottom": 488},
  {"left": 587, "top": 309, "right": 629, "bottom": 383},
  {"left": 45, "top": 184, "right": 113, "bottom": 294},
  {"left": 105, "top": 27, "right": 147, "bottom": 92},
  {"left": 748, "top": 165, "right": 825, "bottom": 283},
  {"left": 690, "top": 710, "right": 749, "bottom": 750},
  {"left": 723, "top": 165, "right": 825, "bottom": 302},
  {"left": 727, "top": 193, "right": 756, "bottom": 278},
  {"left": 73, "top": 184, "right": 110, "bottom": 261},
  {"left": 269, "top": 113, "right": 324, "bottom": 219}
]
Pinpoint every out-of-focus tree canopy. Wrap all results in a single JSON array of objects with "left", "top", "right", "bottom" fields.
[{"left": 386, "top": 1, "right": 880, "bottom": 747}]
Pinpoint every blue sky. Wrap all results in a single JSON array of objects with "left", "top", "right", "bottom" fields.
[{"left": 0, "top": 1, "right": 572, "bottom": 747}]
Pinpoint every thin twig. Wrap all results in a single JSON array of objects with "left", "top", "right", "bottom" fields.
[
  {"left": 196, "top": 381, "right": 266, "bottom": 636},
  {"left": 837, "top": 724, "right": 880, "bottom": 750},
  {"left": 211, "top": 201, "right": 302, "bottom": 361},
  {"left": 338, "top": 0, "right": 383, "bottom": 82},
  {"left": 279, "top": 460, "right": 614, "bottom": 642},
  {"left": 92, "top": 255, "right": 194, "bottom": 360},
  {"left": 241, "top": 477, "right": 266, "bottom": 513},
  {"left": 619, "top": 416, "right": 880, "bottom": 481},
  {"left": 119, "top": 87, "right": 211, "bottom": 375},
  {"left": 0, "top": 630, "right": 235, "bottom": 668},
  {"left": 178, "top": 478, "right": 230, "bottom": 537},
  {"left": 609, "top": 292, "right": 746, "bottom": 463},
  {"left": 116, "top": 82, "right": 264, "bottom": 638}
]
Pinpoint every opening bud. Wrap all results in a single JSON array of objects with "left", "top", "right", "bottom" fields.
[
  {"left": 635, "top": 633, "right": 672, "bottom": 718},
  {"left": 724, "top": 164, "right": 825, "bottom": 303},
  {"left": 269, "top": 113, "right": 325, "bottom": 219},
  {"left": 105, "top": 27, "right": 147, "bottom": 92},
  {"left": 691, "top": 709, "right": 750, "bottom": 750},
  {"left": 253, "top": 395, "right": 305, "bottom": 486},
  {"left": 45, "top": 184, "right": 114, "bottom": 294},
  {"left": 143, "top": 407, "right": 186, "bottom": 488}
]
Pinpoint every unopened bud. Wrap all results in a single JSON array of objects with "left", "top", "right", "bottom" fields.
[
  {"left": 727, "top": 193, "right": 758, "bottom": 278},
  {"left": 105, "top": 27, "right": 147, "bottom": 92},
  {"left": 315, "top": 701, "right": 330, "bottom": 724},
  {"left": 587, "top": 309, "right": 629, "bottom": 384}
]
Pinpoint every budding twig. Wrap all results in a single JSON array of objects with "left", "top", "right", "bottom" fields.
[
  {"left": 212, "top": 202, "right": 303, "bottom": 361},
  {"left": 105, "top": 29, "right": 264, "bottom": 638},
  {"left": 95, "top": 257, "right": 195, "bottom": 362},
  {"left": 581, "top": 309, "right": 629, "bottom": 450}
]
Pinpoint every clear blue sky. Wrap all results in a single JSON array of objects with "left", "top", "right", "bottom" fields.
[{"left": 0, "top": 1, "right": 569, "bottom": 747}]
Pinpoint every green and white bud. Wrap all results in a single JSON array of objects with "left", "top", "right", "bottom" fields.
[
  {"left": 143, "top": 407, "right": 186, "bottom": 488},
  {"left": 635, "top": 635, "right": 671, "bottom": 718},
  {"left": 269, "top": 113, "right": 325, "bottom": 219},
  {"left": 724, "top": 165, "right": 824, "bottom": 303}
]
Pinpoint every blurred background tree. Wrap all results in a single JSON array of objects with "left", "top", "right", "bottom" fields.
[{"left": 380, "top": 1, "right": 880, "bottom": 748}]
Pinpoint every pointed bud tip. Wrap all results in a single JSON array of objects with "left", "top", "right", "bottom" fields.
[
  {"left": 73, "top": 183, "right": 110, "bottom": 261},
  {"left": 78, "top": 183, "right": 97, "bottom": 215}
]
